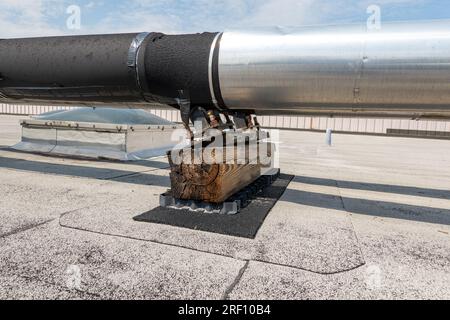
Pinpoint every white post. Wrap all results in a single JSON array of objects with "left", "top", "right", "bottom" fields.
[{"left": 326, "top": 128, "right": 332, "bottom": 146}]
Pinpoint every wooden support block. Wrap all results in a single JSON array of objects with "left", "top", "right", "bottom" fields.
[{"left": 168, "top": 141, "right": 274, "bottom": 203}]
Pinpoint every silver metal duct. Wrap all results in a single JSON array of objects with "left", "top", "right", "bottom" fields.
[{"left": 218, "top": 20, "right": 450, "bottom": 118}]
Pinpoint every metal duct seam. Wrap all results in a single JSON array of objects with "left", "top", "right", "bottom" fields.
[
  {"left": 208, "top": 32, "right": 223, "bottom": 110},
  {"left": 127, "top": 33, "right": 150, "bottom": 67},
  {"left": 127, "top": 32, "right": 151, "bottom": 94},
  {"left": 211, "top": 32, "right": 227, "bottom": 110},
  {"left": 133, "top": 32, "right": 165, "bottom": 103}
]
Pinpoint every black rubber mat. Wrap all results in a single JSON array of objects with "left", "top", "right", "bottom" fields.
[{"left": 133, "top": 174, "right": 294, "bottom": 239}]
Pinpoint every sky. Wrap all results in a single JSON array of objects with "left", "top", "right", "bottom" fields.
[{"left": 0, "top": 0, "right": 450, "bottom": 38}]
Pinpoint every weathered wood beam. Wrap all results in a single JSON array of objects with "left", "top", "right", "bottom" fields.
[{"left": 168, "top": 141, "right": 274, "bottom": 203}]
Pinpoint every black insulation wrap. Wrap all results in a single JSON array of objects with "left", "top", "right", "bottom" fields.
[
  {"left": 0, "top": 33, "right": 145, "bottom": 104},
  {"left": 143, "top": 32, "right": 219, "bottom": 107},
  {"left": 0, "top": 32, "right": 223, "bottom": 108}
]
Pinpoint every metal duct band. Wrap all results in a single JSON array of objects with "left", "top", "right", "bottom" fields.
[
  {"left": 127, "top": 32, "right": 151, "bottom": 93},
  {"left": 210, "top": 32, "right": 227, "bottom": 110}
]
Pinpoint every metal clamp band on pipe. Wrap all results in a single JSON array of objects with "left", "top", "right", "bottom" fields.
[
  {"left": 127, "top": 32, "right": 151, "bottom": 92},
  {"left": 127, "top": 32, "right": 150, "bottom": 67},
  {"left": 208, "top": 32, "right": 223, "bottom": 110}
]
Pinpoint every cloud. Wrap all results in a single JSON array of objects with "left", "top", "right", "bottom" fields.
[
  {"left": 85, "top": 2, "right": 95, "bottom": 9},
  {"left": 0, "top": 0, "right": 435, "bottom": 38},
  {"left": 88, "top": 11, "right": 183, "bottom": 34},
  {"left": 112, "top": 0, "right": 426, "bottom": 31},
  {"left": 235, "top": 0, "right": 319, "bottom": 27},
  {"left": 0, "top": 0, "right": 64, "bottom": 38}
]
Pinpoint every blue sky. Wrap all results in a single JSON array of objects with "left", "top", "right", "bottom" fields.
[{"left": 1, "top": 0, "right": 450, "bottom": 38}]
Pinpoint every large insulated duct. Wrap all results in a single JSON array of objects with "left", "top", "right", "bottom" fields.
[
  {"left": 2, "top": 20, "right": 450, "bottom": 118},
  {"left": 0, "top": 32, "right": 218, "bottom": 108}
]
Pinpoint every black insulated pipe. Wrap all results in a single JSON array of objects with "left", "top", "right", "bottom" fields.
[
  {"left": 0, "top": 32, "right": 222, "bottom": 109},
  {"left": 143, "top": 32, "right": 220, "bottom": 107},
  {"left": 0, "top": 34, "right": 144, "bottom": 105}
]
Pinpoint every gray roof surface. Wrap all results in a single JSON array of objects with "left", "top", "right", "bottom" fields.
[{"left": 0, "top": 114, "right": 449, "bottom": 300}]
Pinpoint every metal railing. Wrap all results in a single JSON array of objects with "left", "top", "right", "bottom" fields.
[{"left": 2, "top": 103, "right": 450, "bottom": 136}]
